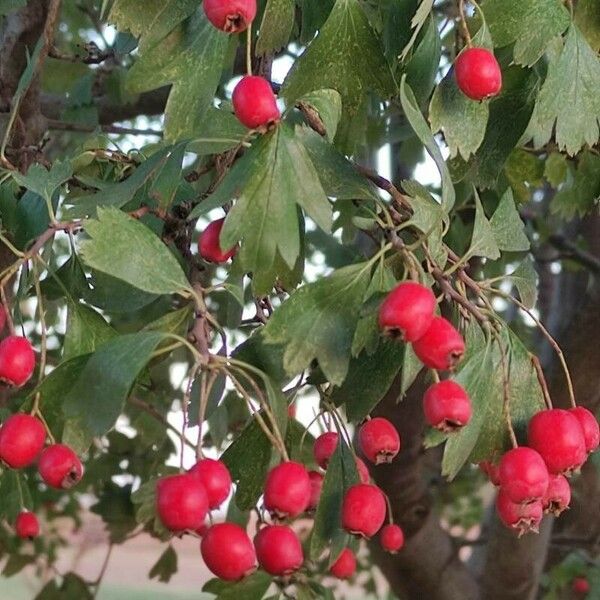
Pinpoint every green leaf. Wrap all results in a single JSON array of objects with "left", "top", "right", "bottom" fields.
[
  {"left": 203, "top": 572, "right": 273, "bottom": 600},
  {"left": 468, "top": 191, "right": 501, "bottom": 260},
  {"left": 263, "top": 262, "right": 372, "bottom": 386},
  {"left": 483, "top": 0, "right": 569, "bottom": 66},
  {"left": 0, "top": 0, "right": 26, "bottom": 15},
  {"left": 149, "top": 142, "right": 187, "bottom": 210},
  {"left": 297, "top": 89, "right": 343, "bottom": 142},
  {"left": 506, "top": 257, "right": 538, "bottom": 309},
  {"left": 529, "top": 25, "right": 600, "bottom": 156},
  {"left": 490, "top": 188, "right": 530, "bottom": 252},
  {"left": 222, "top": 417, "right": 273, "bottom": 510},
  {"left": 63, "top": 332, "right": 166, "bottom": 436},
  {"left": 81, "top": 207, "right": 190, "bottom": 295},
  {"left": 234, "top": 331, "right": 288, "bottom": 386},
  {"left": 504, "top": 148, "right": 544, "bottom": 203},
  {"left": 149, "top": 545, "right": 178, "bottom": 583},
  {"left": 63, "top": 302, "right": 117, "bottom": 360},
  {"left": 402, "top": 180, "right": 446, "bottom": 235},
  {"left": 399, "top": 0, "right": 434, "bottom": 60},
  {"left": 575, "top": 0, "right": 600, "bottom": 52},
  {"left": 429, "top": 68, "right": 489, "bottom": 160},
  {"left": 400, "top": 343, "right": 423, "bottom": 396},
  {"left": 11, "top": 160, "right": 72, "bottom": 204},
  {"left": 186, "top": 108, "right": 248, "bottom": 155},
  {"left": 0, "top": 471, "right": 32, "bottom": 521},
  {"left": 544, "top": 152, "right": 569, "bottom": 188},
  {"left": 282, "top": 0, "right": 395, "bottom": 147},
  {"left": 256, "top": 0, "right": 295, "bottom": 54},
  {"left": 400, "top": 77, "right": 455, "bottom": 211},
  {"left": 310, "top": 439, "right": 359, "bottom": 560}
]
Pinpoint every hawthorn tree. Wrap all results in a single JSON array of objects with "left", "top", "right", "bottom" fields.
[{"left": 0, "top": 0, "right": 600, "bottom": 599}]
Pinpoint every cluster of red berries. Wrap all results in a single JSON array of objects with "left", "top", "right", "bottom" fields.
[
  {"left": 481, "top": 407, "right": 599, "bottom": 535},
  {"left": 379, "top": 282, "right": 472, "bottom": 432},
  {"left": 455, "top": 47, "right": 502, "bottom": 101}
]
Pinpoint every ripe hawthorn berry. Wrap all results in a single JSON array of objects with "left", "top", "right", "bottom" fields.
[
  {"left": 38, "top": 444, "right": 83, "bottom": 490},
  {"left": 263, "top": 461, "right": 311, "bottom": 518},
  {"left": 0, "top": 414, "right": 45, "bottom": 468},
  {"left": 156, "top": 474, "right": 208, "bottom": 532},
  {"left": 378, "top": 282, "right": 436, "bottom": 342},
  {"left": 542, "top": 474, "right": 571, "bottom": 517},
  {"left": 313, "top": 432, "right": 339, "bottom": 470},
  {"left": 254, "top": 525, "right": 303, "bottom": 576},
  {"left": 572, "top": 576, "right": 591, "bottom": 595},
  {"left": 15, "top": 511, "right": 40, "bottom": 539},
  {"left": 232, "top": 76, "right": 280, "bottom": 130},
  {"left": 330, "top": 548, "right": 356, "bottom": 580},
  {"left": 498, "top": 447, "right": 549, "bottom": 505},
  {"left": 412, "top": 317, "right": 465, "bottom": 371},
  {"left": 496, "top": 490, "right": 543, "bottom": 536},
  {"left": 528, "top": 409, "right": 587, "bottom": 475},
  {"left": 479, "top": 461, "right": 500, "bottom": 486},
  {"left": 455, "top": 47, "right": 502, "bottom": 101},
  {"left": 0, "top": 336, "right": 35, "bottom": 387},
  {"left": 570, "top": 407, "right": 600, "bottom": 454},
  {"left": 203, "top": 0, "right": 256, "bottom": 33},
  {"left": 358, "top": 418, "right": 400, "bottom": 465},
  {"left": 342, "top": 484, "right": 386, "bottom": 538},
  {"left": 307, "top": 470, "right": 324, "bottom": 511},
  {"left": 355, "top": 457, "right": 370, "bottom": 484},
  {"left": 190, "top": 458, "right": 232, "bottom": 510},
  {"left": 201, "top": 523, "right": 256, "bottom": 581},
  {"left": 198, "top": 219, "right": 237, "bottom": 264},
  {"left": 380, "top": 524, "right": 405, "bottom": 553},
  {"left": 423, "top": 380, "right": 472, "bottom": 432}
]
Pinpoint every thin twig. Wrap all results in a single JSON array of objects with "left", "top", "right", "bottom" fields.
[
  {"left": 496, "top": 336, "right": 518, "bottom": 448},
  {"left": 353, "top": 163, "right": 412, "bottom": 211},
  {"left": 530, "top": 354, "right": 553, "bottom": 410}
]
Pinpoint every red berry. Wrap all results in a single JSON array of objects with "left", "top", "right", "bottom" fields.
[
  {"left": 0, "top": 336, "right": 35, "bottom": 387},
  {"left": 479, "top": 461, "right": 500, "bottom": 486},
  {"left": 156, "top": 474, "right": 208, "bottom": 532},
  {"left": 380, "top": 524, "right": 405, "bottom": 553},
  {"left": 38, "top": 444, "right": 83, "bottom": 489},
  {"left": 498, "top": 447, "right": 549, "bottom": 504},
  {"left": 542, "top": 474, "right": 571, "bottom": 516},
  {"left": 0, "top": 414, "right": 45, "bottom": 468},
  {"left": 15, "top": 511, "right": 39, "bottom": 539},
  {"left": 423, "top": 380, "right": 472, "bottom": 432},
  {"left": 572, "top": 576, "right": 591, "bottom": 595},
  {"left": 412, "top": 317, "right": 465, "bottom": 371},
  {"left": 307, "top": 470, "right": 324, "bottom": 511},
  {"left": 355, "top": 457, "right": 370, "bottom": 484},
  {"left": 254, "top": 525, "right": 303, "bottom": 576},
  {"left": 196, "top": 521, "right": 209, "bottom": 537},
  {"left": 358, "top": 418, "right": 400, "bottom": 465},
  {"left": 264, "top": 461, "right": 311, "bottom": 518},
  {"left": 378, "top": 282, "right": 436, "bottom": 342},
  {"left": 455, "top": 47, "right": 502, "bottom": 101},
  {"left": 201, "top": 523, "right": 256, "bottom": 581},
  {"left": 528, "top": 409, "right": 587, "bottom": 475},
  {"left": 570, "top": 407, "right": 600, "bottom": 454},
  {"left": 342, "top": 484, "right": 386, "bottom": 538},
  {"left": 329, "top": 548, "right": 356, "bottom": 579},
  {"left": 232, "top": 76, "right": 280, "bottom": 130},
  {"left": 203, "top": 0, "right": 256, "bottom": 33},
  {"left": 496, "top": 490, "right": 543, "bottom": 536},
  {"left": 189, "top": 458, "right": 232, "bottom": 510},
  {"left": 199, "top": 219, "right": 237, "bottom": 264},
  {"left": 313, "top": 432, "right": 339, "bottom": 469}
]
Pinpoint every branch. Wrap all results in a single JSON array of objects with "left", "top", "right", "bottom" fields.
[{"left": 46, "top": 118, "right": 162, "bottom": 137}]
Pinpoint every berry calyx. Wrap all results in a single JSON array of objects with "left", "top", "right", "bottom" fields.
[
  {"left": 380, "top": 524, "right": 405, "bottom": 553},
  {"left": 15, "top": 511, "right": 40, "bottom": 539},
  {"left": 329, "top": 548, "right": 356, "bottom": 579},
  {"left": 455, "top": 47, "right": 502, "bottom": 101},
  {"left": 190, "top": 458, "right": 232, "bottom": 510},
  {"left": 572, "top": 576, "right": 591, "bottom": 595},
  {"left": 232, "top": 76, "right": 280, "bottom": 130},
  {"left": 496, "top": 490, "right": 543, "bottom": 536},
  {"left": 156, "top": 474, "right": 208, "bottom": 532},
  {"left": 198, "top": 219, "right": 237, "bottom": 264},
  {"left": 254, "top": 525, "right": 303, "bottom": 576},
  {"left": 38, "top": 444, "right": 83, "bottom": 489},
  {"left": 423, "top": 380, "right": 472, "bottom": 432},
  {"left": 498, "top": 447, "right": 549, "bottom": 505},
  {"left": 412, "top": 317, "right": 465, "bottom": 371},
  {"left": 378, "top": 282, "right": 436, "bottom": 342},
  {"left": 0, "top": 336, "right": 35, "bottom": 387},
  {"left": 479, "top": 461, "right": 501, "bottom": 486},
  {"left": 358, "top": 417, "right": 400, "bottom": 465},
  {"left": 542, "top": 474, "right": 571, "bottom": 517},
  {"left": 570, "top": 407, "right": 600, "bottom": 454},
  {"left": 355, "top": 457, "right": 370, "bottom": 484},
  {"left": 0, "top": 414, "right": 46, "bottom": 468},
  {"left": 342, "top": 484, "right": 386, "bottom": 538},
  {"left": 528, "top": 409, "right": 587, "bottom": 475},
  {"left": 313, "top": 432, "right": 339, "bottom": 470},
  {"left": 263, "top": 461, "right": 311, "bottom": 518},
  {"left": 203, "top": 0, "right": 257, "bottom": 33},
  {"left": 201, "top": 523, "right": 256, "bottom": 581},
  {"left": 307, "top": 470, "right": 324, "bottom": 511}
]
